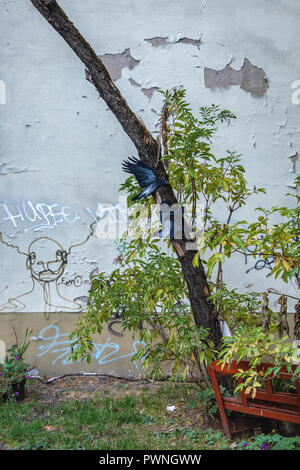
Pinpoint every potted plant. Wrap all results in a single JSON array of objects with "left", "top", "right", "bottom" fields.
[{"left": 0, "top": 329, "right": 32, "bottom": 402}]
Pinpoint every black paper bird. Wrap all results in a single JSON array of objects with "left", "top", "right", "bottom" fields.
[{"left": 122, "top": 156, "right": 169, "bottom": 201}]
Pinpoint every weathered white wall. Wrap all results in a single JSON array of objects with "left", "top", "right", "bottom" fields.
[{"left": 0, "top": 0, "right": 299, "bottom": 374}]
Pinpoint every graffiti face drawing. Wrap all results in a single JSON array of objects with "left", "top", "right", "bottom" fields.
[
  {"left": 27, "top": 238, "right": 67, "bottom": 283},
  {"left": 0, "top": 224, "right": 95, "bottom": 313}
]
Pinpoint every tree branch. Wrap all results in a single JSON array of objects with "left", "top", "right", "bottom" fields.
[
  {"left": 29, "top": 0, "right": 223, "bottom": 348},
  {"left": 31, "top": 0, "right": 163, "bottom": 169}
]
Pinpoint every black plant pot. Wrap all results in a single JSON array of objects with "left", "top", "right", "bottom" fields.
[
  {"left": 2, "top": 378, "right": 26, "bottom": 402},
  {"left": 12, "top": 378, "right": 26, "bottom": 401}
]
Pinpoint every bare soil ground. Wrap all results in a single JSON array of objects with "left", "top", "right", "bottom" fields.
[
  {"left": 26, "top": 376, "right": 196, "bottom": 405},
  {"left": 23, "top": 376, "right": 207, "bottom": 433}
]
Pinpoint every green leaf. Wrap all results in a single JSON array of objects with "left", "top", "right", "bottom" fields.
[
  {"left": 192, "top": 252, "right": 199, "bottom": 268},
  {"left": 232, "top": 235, "right": 245, "bottom": 250}
]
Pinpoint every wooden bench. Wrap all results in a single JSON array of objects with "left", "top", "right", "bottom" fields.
[{"left": 207, "top": 360, "right": 300, "bottom": 439}]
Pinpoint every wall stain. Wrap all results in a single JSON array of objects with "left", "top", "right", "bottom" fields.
[
  {"left": 91, "top": 48, "right": 140, "bottom": 83},
  {"left": 144, "top": 36, "right": 201, "bottom": 49},
  {"left": 128, "top": 78, "right": 159, "bottom": 101},
  {"left": 204, "top": 58, "right": 269, "bottom": 96},
  {"left": 289, "top": 152, "right": 298, "bottom": 173}
]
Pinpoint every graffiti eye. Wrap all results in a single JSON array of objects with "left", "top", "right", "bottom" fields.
[
  {"left": 29, "top": 252, "right": 36, "bottom": 263},
  {"left": 56, "top": 250, "right": 67, "bottom": 264},
  {"left": 26, "top": 251, "right": 36, "bottom": 270}
]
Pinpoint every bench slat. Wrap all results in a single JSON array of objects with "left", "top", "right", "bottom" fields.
[
  {"left": 207, "top": 360, "right": 300, "bottom": 439},
  {"left": 225, "top": 401, "right": 300, "bottom": 425}
]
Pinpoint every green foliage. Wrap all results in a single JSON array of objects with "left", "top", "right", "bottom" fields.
[
  {"left": 214, "top": 183, "right": 299, "bottom": 394},
  {"left": 70, "top": 240, "right": 216, "bottom": 378},
  {"left": 0, "top": 329, "right": 32, "bottom": 402},
  {"left": 272, "top": 376, "right": 297, "bottom": 393},
  {"left": 192, "top": 384, "right": 231, "bottom": 419},
  {"left": 245, "top": 177, "right": 300, "bottom": 286},
  {"left": 158, "top": 89, "right": 236, "bottom": 208},
  {"left": 160, "top": 90, "right": 299, "bottom": 390},
  {"left": 202, "top": 430, "right": 227, "bottom": 447},
  {"left": 215, "top": 177, "right": 300, "bottom": 395},
  {"left": 209, "top": 286, "right": 265, "bottom": 329},
  {"left": 158, "top": 89, "right": 265, "bottom": 275},
  {"left": 237, "top": 433, "right": 300, "bottom": 450},
  {"left": 219, "top": 326, "right": 300, "bottom": 396},
  {"left": 70, "top": 88, "right": 245, "bottom": 379},
  {"left": 70, "top": 87, "right": 299, "bottom": 394}
]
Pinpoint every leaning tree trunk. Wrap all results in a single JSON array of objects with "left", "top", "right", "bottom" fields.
[{"left": 30, "top": 0, "right": 223, "bottom": 350}]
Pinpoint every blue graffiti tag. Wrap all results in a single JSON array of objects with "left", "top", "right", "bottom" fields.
[{"left": 36, "top": 325, "right": 145, "bottom": 369}]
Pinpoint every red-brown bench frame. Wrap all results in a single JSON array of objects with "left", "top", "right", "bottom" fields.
[{"left": 207, "top": 360, "right": 300, "bottom": 439}]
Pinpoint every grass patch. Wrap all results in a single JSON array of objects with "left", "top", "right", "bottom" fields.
[
  {"left": 0, "top": 383, "right": 230, "bottom": 450},
  {"left": 0, "top": 382, "right": 298, "bottom": 450}
]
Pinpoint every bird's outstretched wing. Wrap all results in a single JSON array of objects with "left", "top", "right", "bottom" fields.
[{"left": 122, "top": 156, "right": 159, "bottom": 188}]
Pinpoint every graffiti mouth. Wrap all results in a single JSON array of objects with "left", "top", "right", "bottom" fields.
[{"left": 38, "top": 270, "right": 60, "bottom": 281}]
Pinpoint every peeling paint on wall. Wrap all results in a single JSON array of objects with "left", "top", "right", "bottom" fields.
[
  {"left": 144, "top": 35, "right": 201, "bottom": 49},
  {"left": 175, "top": 37, "right": 202, "bottom": 48},
  {"left": 98, "top": 48, "right": 140, "bottom": 82},
  {"left": 128, "top": 78, "right": 159, "bottom": 101},
  {"left": 85, "top": 48, "right": 140, "bottom": 84},
  {"left": 204, "top": 58, "right": 269, "bottom": 96},
  {"left": 141, "top": 87, "right": 159, "bottom": 100},
  {"left": 289, "top": 152, "right": 298, "bottom": 173},
  {"left": 204, "top": 63, "right": 242, "bottom": 88},
  {"left": 144, "top": 36, "right": 169, "bottom": 47},
  {"left": 128, "top": 78, "right": 141, "bottom": 88},
  {"left": 0, "top": 162, "right": 33, "bottom": 176}
]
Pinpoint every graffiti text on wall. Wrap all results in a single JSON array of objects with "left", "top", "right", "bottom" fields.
[
  {"left": 0, "top": 199, "right": 128, "bottom": 234},
  {"left": 243, "top": 230, "right": 299, "bottom": 276},
  {"left": 0, "top": 201, "right": 80, "bottom": 232},
  {"left": 36, "top": 325, "right": 146, "bottom": 369},
  {"left": 244, "top": 245, "right": 275, "bottom": 275}
]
